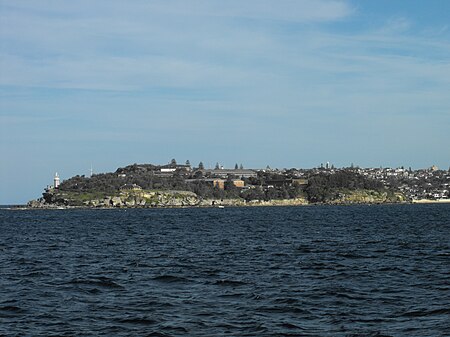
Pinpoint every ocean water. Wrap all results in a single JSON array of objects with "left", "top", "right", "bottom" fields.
[{"left": 1, "top": 204, "right": 449, "bottom": 336}]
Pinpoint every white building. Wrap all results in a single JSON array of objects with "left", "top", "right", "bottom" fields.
[{"left": 54, "top": 172, "right": 60, "bottom": 189}]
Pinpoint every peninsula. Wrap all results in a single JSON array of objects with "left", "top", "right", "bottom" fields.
[{"left": 27, "top": 161, "right": 450, "bottom": 208}]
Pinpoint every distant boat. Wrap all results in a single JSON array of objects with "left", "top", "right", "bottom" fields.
[{"left": 218, "top": 205, "right": 225, "bottom": 209}]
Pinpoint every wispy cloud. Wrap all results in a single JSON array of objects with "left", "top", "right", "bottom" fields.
[
  {"left": 0, "top": 1, "right": 354, "bottom": 89},
  {"left": 1, "top": 0, "right": 449, "bottom": 190}
]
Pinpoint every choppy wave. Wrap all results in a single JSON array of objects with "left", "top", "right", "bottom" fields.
[{"left": 1, "top": 204, "right": 450, "bottom": 336}]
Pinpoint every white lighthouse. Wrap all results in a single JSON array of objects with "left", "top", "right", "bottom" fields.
[{"left": 54, "top": 172, "right": 60, "bottom": 189}]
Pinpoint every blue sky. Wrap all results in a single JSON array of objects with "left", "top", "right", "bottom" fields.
[{"left": 1, "top": 0, "right": 449, "bottom": 204}]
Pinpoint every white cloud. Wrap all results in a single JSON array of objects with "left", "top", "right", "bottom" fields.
[
  {"left": 1, "top": 0, "right": 449, "bottom": 119},
  {"left": 182, "top": 0, "right": 354, "bottom": 22},
  {"left": 3, "top": 1, "right": 450, "bottom": 203}
]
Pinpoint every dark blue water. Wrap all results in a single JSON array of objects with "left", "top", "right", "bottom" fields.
[{"left": 1, "top": 204, "right": 449, "bottom": 336}]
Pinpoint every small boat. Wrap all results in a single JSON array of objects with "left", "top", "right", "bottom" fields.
[{"left": 218, "top": 205, "right": 225, "bottom": 209}]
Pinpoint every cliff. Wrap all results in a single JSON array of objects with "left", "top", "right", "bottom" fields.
[
  {"left": 28, "top": 189, "right": 200, "bottom": 208},
  {"left": 27, "top": 188, "right": 405, "bottom": 209},
  {"left": 327, "top": 189, "right": 406, "bottom": 204}
]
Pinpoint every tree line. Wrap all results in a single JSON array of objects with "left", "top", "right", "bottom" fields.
[{"left": 58, "top": 165, "right": 389, "bottom": 202}]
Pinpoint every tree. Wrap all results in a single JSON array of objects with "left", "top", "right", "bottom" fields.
[
  {"left": 212, "top": 186, "right": 225, "bottom": 199},
  {"left": 198, "top": 162, "right": 204, "bottom": 170},
  {"left": 224, "top": 177, "right": 240, "bottom": 198},
  {"left": 215, "top": 162, "right": 220, "bottom": 170},
  {"left": 265, "top": 187, "right": 280, "bottom": 201},
  {"left": 240, "top": 163, "right": 244, "bottom": 170},
  {"left": 186, "top": 160, "right": 190, "bottom": 166},
  {"left": 235, "top": 163, "right": 238, "bottom": 170},
  {"left": 170, "top": 158, "right": 177, "bottom": 166},
  {"left": 241, "top": 187, "right": 265, "bottom": 202},
  {"left": 193, "top": 170, "right": 203, "bottom": 179}
]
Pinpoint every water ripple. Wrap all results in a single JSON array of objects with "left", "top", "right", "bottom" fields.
[{"left": 1, "top": 204, "right": 449, "bottom": 336}]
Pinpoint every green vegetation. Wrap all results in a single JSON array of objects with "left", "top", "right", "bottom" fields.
[
  {"left": 43, "top": 190, "right": 110, "bottom": 206},
  {"left": 305, "top": 170, "right": 385, "bottom": 203},
  {"left": 55, "top": 163, "right": 397, "bottom": 206}
]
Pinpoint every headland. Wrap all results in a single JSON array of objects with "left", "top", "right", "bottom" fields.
[{"left": 25, "top": 160, "right": 450, "bottom": 209}]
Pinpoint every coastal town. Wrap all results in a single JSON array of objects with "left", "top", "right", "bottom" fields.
[
  {"left": 350, "top": 165, "right": 450, "bottom": 201},
  {"left": 110, "top": 160, "right": 450, "bottom": 202}
]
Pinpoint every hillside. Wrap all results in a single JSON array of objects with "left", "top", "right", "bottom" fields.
[{"left": 27, "top": 162, "right": 407, "bottom": 208}]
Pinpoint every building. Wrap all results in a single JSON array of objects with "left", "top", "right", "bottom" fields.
[
  {"left": 160, "top": 167, "right": 177, "bottom": 173},
  {"left": 203, "top": 169, "right": 257, "bottom": 179},
  {"left": 292, "top": 178, "right": 308, "bottom": 185},
  {"left": 231, "top": 179, "right": 245, "bottom": 188},
  {"left": 212, "top": 179, "right": 225, "bottom": 190},
  {"left": 160, "top": 163, "right": 191, "bottom": 172},
  {"left": 185, "top": 178, "right": 245, "bottom": 190},
  {"left": 54, "top": 172, "right": 60, "bottom": 189}
]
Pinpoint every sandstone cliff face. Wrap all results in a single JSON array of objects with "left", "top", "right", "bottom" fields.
[
  {"left": 87, "top": 190, "right": 201, "bottom": 208},
  {"left": 28, "top": 189, "right": 201, "bottom": 208},
  {"left": 198, "top": 197, "right": 308, "bottom": 207},
  {"left": 27, "top": 189, "right": 404, "bottom": 208},
  {"left": 329, "top": 190, "right": 405, "bottom": 204}
]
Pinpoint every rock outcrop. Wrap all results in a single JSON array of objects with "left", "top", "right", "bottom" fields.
[
  {"left": 29, "top": 189, "right": 202, "bottom": 208},
  {"left": 328, "top": 190, "right": 405, "bottom": 204},
  {"left": 198, "top": 197, "right": 308, "bottom": 207},
  {"left": 27, "top": 189, "right": 405, "bottom": 209}
]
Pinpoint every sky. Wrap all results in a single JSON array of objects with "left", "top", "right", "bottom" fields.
[{"left": 1, "top": 0, "right": 449, "bottom": 204}]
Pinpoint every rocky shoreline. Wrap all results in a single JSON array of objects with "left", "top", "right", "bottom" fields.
[
  {"left": 25, "top": 194, "right": 310, "bottom": 209},
  {"left": 19, "top": 188, "right": 413, "bottom": 210}
]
